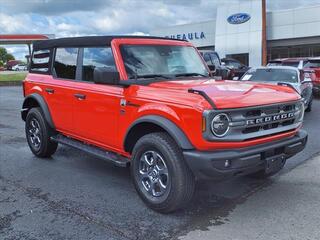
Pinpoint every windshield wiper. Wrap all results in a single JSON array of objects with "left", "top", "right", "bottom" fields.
[
  {"left": 135, "top": 74, "right": 172, "bottom": 79},
  {"left": 174, "top": 72, "right": 208, "bottom": 78}
]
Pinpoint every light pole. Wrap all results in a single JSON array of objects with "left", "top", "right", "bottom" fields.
[{"left": 262, "top": 0, "right": 267, "bottom": 65}]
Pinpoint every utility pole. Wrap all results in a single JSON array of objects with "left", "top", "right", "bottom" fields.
[{"left": 262, "top": 0, "right": 267, "bottom": 65}]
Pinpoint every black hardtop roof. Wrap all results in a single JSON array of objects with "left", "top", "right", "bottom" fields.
[{"left": 33, "top": 35, "right": 186, "bottom": 50}]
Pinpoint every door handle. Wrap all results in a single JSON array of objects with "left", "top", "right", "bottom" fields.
[
  {"left": 74, "top": 93, "right": 86, "bottom": 100},
  {"left": 45, "top": 88, "right": 54, "bottom": 94}
]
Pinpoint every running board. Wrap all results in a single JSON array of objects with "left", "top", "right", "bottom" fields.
[{"left": 51, "top": 134, "right": 129, "bottom": 167}]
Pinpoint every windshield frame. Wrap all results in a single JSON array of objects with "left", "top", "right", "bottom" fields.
[{"left": 112, "top": 38, "right": 211, "bottom": 83}]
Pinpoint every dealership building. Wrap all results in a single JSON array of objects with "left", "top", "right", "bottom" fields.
[{"left": 150, "top": 0, "right": 320, "bottom": 67}]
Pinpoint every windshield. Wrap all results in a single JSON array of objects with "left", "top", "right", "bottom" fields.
[
  {"left": 304, "top": 60, "right": 320, "bottom": 68},
  {"left": 120, "top": 45, "right": 209, "bottom": 79},
  {"left": 282, "top": 61, "right": 299, "bottom": 67},
  {"left": 224, "top": 60, "right": 242, "bottom": 69},
  {"left": 267, "top": 62, "right": 282, "bottom": 66},
  {"left": 241, "top": 68, "right": 298, "bottom": 83}
]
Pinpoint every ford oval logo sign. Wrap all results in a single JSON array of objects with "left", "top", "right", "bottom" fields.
[{"left": 227, "top": 13, "right": 251, "bottom": 24}]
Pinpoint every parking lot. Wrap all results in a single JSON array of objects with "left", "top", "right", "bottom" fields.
[{"left": 0, "top": 86, "right": 320, "bottom": 240}]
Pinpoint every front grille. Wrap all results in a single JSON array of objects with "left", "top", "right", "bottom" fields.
[
  {"left": 242, "top": 103, "right": 296, "bottom": 135},
  {"left": 203, "top": 101, "right": 303, "bottom": 142}
]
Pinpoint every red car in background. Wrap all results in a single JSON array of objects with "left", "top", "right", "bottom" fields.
[{"left": 268, "top": 58, "right": 320, "bottom": 95}]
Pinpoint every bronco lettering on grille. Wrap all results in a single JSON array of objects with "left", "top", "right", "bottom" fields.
[{"left": 246, "top": 112, "right": 295, "bottom": 126}]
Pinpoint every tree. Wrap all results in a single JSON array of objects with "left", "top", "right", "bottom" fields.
[
  {"left": 0, "top": 47, "right": 7, "bottom": 62},
  {"left": 0, "top": 47, "right": 15, "bottom": 64},
  {"left": 5, "top": 53, "right": 15, "bottom": 62}
]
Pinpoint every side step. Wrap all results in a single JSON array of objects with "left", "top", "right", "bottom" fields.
[{"left": 51, "top": 134, "right": 129, "bottom": 167}]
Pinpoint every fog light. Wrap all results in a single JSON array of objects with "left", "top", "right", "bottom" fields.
[{"left": 224, "top": 160, "right": 231, "bottom": 168}]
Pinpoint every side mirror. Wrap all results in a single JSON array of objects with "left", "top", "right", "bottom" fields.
[{"left": 93, "top": 67, "right": 120, "bottom": 85}]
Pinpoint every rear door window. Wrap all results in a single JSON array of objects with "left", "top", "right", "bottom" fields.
[
  {"left": 82, "top": 47, "right": 116, "bottom": 82},
  {"left": 30, "top": 49, "right": 51, "bottom": 73},
  {"left": 54, "top": 48, "right": 78, "bottom": 80}
]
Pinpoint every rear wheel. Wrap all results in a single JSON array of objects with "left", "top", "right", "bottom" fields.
[
  {"left": 25, "top": 107, "right": 58, "bottom": 158},
  {"left": 131, "top": 132, "right": 195, "bottom": 213}
]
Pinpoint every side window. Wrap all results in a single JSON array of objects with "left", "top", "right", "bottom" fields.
[
  {"left": 54, "top": 48, "right": 78, "bottom": 80},
  {"left": 209, "top": 53, "right": 220, "bottom": 66},
  {"left": 203, "top": 53, "right": 212, "bottom": 65},
  {"left": 82, "top": 47, "right": 116, "bottom": 82},
  {"left": 30, "top": 49, "right": 51, "bottom": 73}
]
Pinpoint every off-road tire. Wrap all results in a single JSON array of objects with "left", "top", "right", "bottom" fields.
[
  {"left": 131, "top": 132, "right": 195, "bottom": 213},
  {"left": 25, "top": 107, "right": 58, "bottom": 158}
]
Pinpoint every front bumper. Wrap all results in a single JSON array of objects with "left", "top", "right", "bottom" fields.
[{"left": 183, "top": 130, "right": 307, "bottom": 180}]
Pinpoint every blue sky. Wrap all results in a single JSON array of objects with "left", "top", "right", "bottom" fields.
[{"left": 1, "top": 0, "right": 320, "bottom": 61}]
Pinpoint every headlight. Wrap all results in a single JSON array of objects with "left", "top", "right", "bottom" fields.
[
  {"left": 211, "top": 113, "right": 230, "bottom": 137},
  {"left": 295, "top": 101, "right": 305, "bottom": 122}
]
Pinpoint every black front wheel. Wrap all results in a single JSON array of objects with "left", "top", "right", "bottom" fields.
[
  {"left": 131, "top": 132, "right": 195, "bottom": 213},
  {"left": 25, "top": 107, "right": 58, "bottom": 158}
]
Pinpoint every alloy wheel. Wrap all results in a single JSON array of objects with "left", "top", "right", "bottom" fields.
[
  {"left": 138, "top": 150, "right": 169, "bottom": 197},
  {"left": 28, "top": 118, "right": 42, "bottom": 150}
]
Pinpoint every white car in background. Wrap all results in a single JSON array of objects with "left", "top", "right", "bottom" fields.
[
  {"left": 12, "top": 64, "right": 27, "bottom": 71},
  {"left": 240, "top": 66, "right": 313, "bottom": 112}
]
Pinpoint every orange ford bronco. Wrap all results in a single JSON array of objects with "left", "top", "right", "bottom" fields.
[{"left": 21, "top": 36, "right": 307, "bottom": 212}]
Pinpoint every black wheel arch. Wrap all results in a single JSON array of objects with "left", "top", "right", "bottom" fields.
[
  {"left": 124, "top": 115, "right": 194, "bottom": 153},
  {"left": 21, "top": 93, "right": 55, "bottom": 129}
]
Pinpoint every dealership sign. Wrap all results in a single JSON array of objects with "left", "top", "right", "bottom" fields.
[
  {"left": 165, "top": 32, "right": 205, "bottom": 41},
  {"left": 227, "top": 13, "right": 251, "bottom": 24}
]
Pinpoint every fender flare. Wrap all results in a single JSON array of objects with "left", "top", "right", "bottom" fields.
[
  {"left": 124, "top": 115, "right": 194, "bottom": 151},
  {"left": 21, "top": 93, "right": 55, "bottom": 129}
]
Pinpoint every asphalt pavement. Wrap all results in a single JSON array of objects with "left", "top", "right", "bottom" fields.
[
  {"left": 0, "top": 86, "right": 319, "bottom": 240},
  {"left": 181, "top": 153, "right": 320, "bottom": 240}
]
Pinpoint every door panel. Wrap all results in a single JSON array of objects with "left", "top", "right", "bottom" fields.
[
  {"left": 72, "top": 83, "right": 123, "bottom": 150},
  {"left": 45, "top": 47, "right": 80, "bottom": 133},
  {"left": 70, "top": 46, "right": 122, "bottom": 150},
  {"left": 41, "top": 77, "right": 74, "bottom": 133}
]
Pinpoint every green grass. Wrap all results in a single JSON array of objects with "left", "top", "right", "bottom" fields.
[{"left": 0, "top": 73, "right": 27, "bottom": 82}]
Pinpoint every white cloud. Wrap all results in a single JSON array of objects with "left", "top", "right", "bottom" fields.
[
  {"left": 1, "top": 45, "right": 30, "bottom": 61},
  {"left": 1, "top": 0, "right": 320, "bottom": 59}
]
